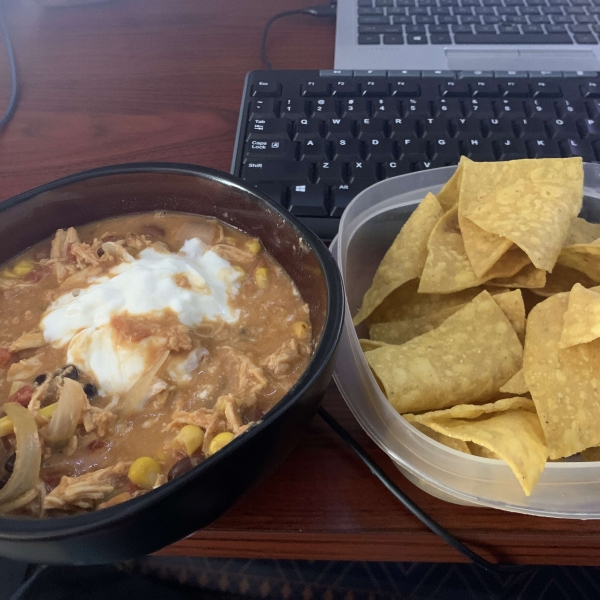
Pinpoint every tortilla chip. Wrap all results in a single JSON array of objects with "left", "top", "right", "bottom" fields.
[
  {"left": 531, "top": 263, "right": 595, "bottom": 298},
  {"left": 493, "top": 290, "right": 525, "bottom": 343},
  {"left": 499, "top": 369, "right": 528, "bottom": 395},
  {"left": 414, "top": 397, "right": 547, "bottom": 496},
  {"left": 559, "top": 284, "right": 600, "bottom": 348},
  {"left": 564, "top": 217, "right": 600, "bottom": 246},
  {"left": 466, "top": 159, "right": 583, "bottom": 272},
  {"left": 369, "top": 306, "right": 460, "bottom": 345},
  {"left": 370, "top": 289, "right": 524, "bottom": 345},
  {"left": 353, "top": 193, "right": 444, "bottom": 325},
  {"left": 368, "top": 280, "right": 484, "bottom": 324},
  {"left": 487, "top": 263, "right": 547, "bottom": 290},
  {"left": 468, "top": 443, "right": 500, "bottom": 459},
  {"left": 418, "top": 207, "right": 528, "bottom": 294},
  {"left": 364, "top": 291, "right": 523, "bottom": 414},
  {"left": 403, "top": 413, "right": 471, "bottom": 454},
  {"left": 359, "top": 338, "right": 388, "bottom": 352},
  {"left": 458, "top": 157, "right": 583, "bottom": 276},
  {"left": 581, "top": 447, "right": 600, "bottom": 461},
  {"left": 558, "top": 243, "right": 600, "bottom": 283},
  {"left": 524, "top": 293, "right": 600, "bottom": 459},
  {"left": 436, "top": 161, "right": 464, "bottom": 213}
]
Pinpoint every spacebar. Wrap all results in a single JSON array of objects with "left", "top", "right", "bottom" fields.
[{"left": 454, "top": 34, "right": 573, "bottom": 44}]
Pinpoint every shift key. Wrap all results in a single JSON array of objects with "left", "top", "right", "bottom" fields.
[{"left": 242, "top": 160, "right": 313, "bottom": 182}]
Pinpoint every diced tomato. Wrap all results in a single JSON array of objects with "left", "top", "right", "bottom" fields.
[
  {"left": 24, "top": 266, "right": 51, "bottom": 283},
  {"left": 66, "top": 243, "right": 77, "bottom": 263},
  {"left": 8, "top": 385, "right": 34, "bottom": 407},
  {"left": 0, "top": 348, "right": 12, "bottom": 369},
  {"left": 87, "top": 439, "right": 108, "bottom": 452}
]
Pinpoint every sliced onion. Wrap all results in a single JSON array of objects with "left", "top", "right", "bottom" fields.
[
  {"left": 0, "top": 403, "right": 42, "bottom": 506},
  {"left": 0, "top": 486, "right": 39, "bottom": 514},
  {"left": 42, "top": 378, "right": 87, "bottom": 448},
  {"left": 120, "top": 351, "right": 170, "bottom": 417}
]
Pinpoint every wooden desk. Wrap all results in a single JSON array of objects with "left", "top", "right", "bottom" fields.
[{"left": 1, "top": 0, "right": 599, "bottom": 566}]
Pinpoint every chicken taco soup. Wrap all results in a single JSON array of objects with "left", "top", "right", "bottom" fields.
[{"left": 0, "top": 212, "right": 313, "bottom": 517}]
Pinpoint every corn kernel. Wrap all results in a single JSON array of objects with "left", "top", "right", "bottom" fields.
[
  {"left": 293, "top": 321, "right": 310, "bottom": 339},
  {"left": 12, "top": 260, "right": 34, "bottom": 276},
  {"left": 0, "top": 416, "right": 13, "bottom": 437},
  {"left": 38, "top": 403, "right": 58, "bottom": 420},
  {"left": 233, "top": 266, "right": 245, "bottom": 277},
  {"left": 208, "top": 432, "right": 235, "bottom": 456},
  {"left": 128, "top": 456, "right": 161, "bottom": 489},
  {"left": 255, "top": 267, "right": 268, "bottom": 289},
  {"left": 174, "top": 425, "right": 204, "bottom": 456},
  {"left": 245, "top": 239, "right": 262, "bottom": 255}
]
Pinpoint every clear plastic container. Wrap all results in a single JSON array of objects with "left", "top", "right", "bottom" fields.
[{"left": 331, "top": 163, "right": 600, "bottom": 519}]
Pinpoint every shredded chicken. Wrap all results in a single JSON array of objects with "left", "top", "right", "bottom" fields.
[
  {"left": 43, "top": 462, "right": 130, "bottom": 511},
  {"left": 212, "top": 244, "right": 256, "bottom": 264},
  {"left": 27, "top": 376, "right": 56, "bottom": 415},
  {"left": 262, "top": 339, "right": 308, "bottom": 378},
  {"left": 9, "top": 330, "right": 45, "bottom": 353},
  {"left": 82, "top": 406, "right": 117, "bottom": 438},
  {"left": 7, "top": 355, "right": 43, "bottom": 381},
  {"left": 167, "top": 406, "right": 217, "bottom": 431},
  {"left": 167, "top": 326, "right": 193, "bottom": 352},
  {"left": 202, "top": 412, "right": 229, "bottom": 454},
  {"left": 69, "top": 240, "right": 104, "bottom": 269},
  {"left": 101, "top": 241, "right": 134, "bottom": 262},
  {"left": 221, "top": 394, "right": 243, "bottom": 433},
  {"left": 226, "top": 350, "right": 268, "bottom": 402},
  {"left": 59, "top": 265, "right": 103, "bottom": 289}
]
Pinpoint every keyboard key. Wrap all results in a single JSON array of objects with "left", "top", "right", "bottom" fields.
[
  {"left": 293, "top": 119, "right": 322, "bottom": 140},
  {"left": 500, "top": 81, "right": 531, "bottom": 97},
  {"left": 462, "top": 138, "right": 496, "bottom": 160},
  {"left": 356, "top": 117, "right": 388, "bottom": 137},
  {"left": 300, "top": 138, "right": 328, "bottom": 161},
  {"left": 525, "top": 98, "right": 557, "bottom": 117},
  {"left": 555, "top": 99, "right": 588, "bottom": 118},
  {"left": 440, "top": 81, "right": 470, "bottom": 97},
  {"left": 482, "top": 118, "right": 515, "bottom": 137},
  {"left": 561, "top": 138, "right": 596, "bottom": 161},
  {"left": 431, "top": 33, "right": 452, "bottom": 43},
  {"left": 249, "top": 99, "right": 278, "bottom": 119},
  {"left": 247, "top": 118, "right": 291, "bottom": 139},
  {"left": 420, "top": 117, "right": 451, "bottom": 137},
  {"left": 331, "top": 184, "right": 366, "bottom": 217},
  {"left": 581, "top": 82, "right": 600, "bottom": 98},
  {"left": 332, "top": 138, "right": 363, "bottom": 159},
  {"left": 397, "top": 137, "right": 428, "bottom": 160},
  {"left": 246, "top": 138, "right": 296, "bottom": 160},
  {"left": 531, "top": 82, "right": 562, "bottom": 98},
  {"left": 315, "top": 162, "right": 346, "bottom": 184},
  {"left": 348, "top": 161, "right": 380, "bottom": 183},
  {"left": 469, "top": 81, "right": 502, "bottom": 97},
  {"left": 358, "top": 33, "right": 381, "bottom": 46},
  {"left": 492, "top": 138, "right": 527, "bottom": 159},
  {"left": 526, "top": 139, "right": 562, "bottom": 158},
  {"left": 454, "top": 33, "right": 572, "bottom": 42},
  {"left": 391, "top": 80, "right": 421, "bottom": 96},
  {"left": 400, "top": 98, "right": 432, "bottom": 117},
  {"left": 575, "top": 33, "right": 599, "bottom": 43},
  {"left": 429, "top": 138, "right": 461, "bottom": 158},
  {"left": 341, "top": 98, "right": 370, "bottom": 117},
  {"left": 463, "top": 98, "right": 496, "bottom": 117},
  {"left": 282, "top": 99, "right": 309, "bottom": 119},
  {"left": 242, "top": 161, "right": 313, "bottom": 182},
  {"left": 580, "top": 117, "right": 600, "bottom": 136},
  {"left": 546, "top": 117, "right": 580, "bottom": 138},
  {"left": 382, "top": 159, "right": 413, "bottom": 178},
  {"left": 452, "top": 117, "right": 482, "bottom": 135},
  {"left": 301, "top": 81, "right": 330, "bottom": 97},
  {"left": 288, "top": 184, "right": 328, "bottom": 217},
  {"left": 372, "top": 98, "right": 399, "bottom": 117},
  {"left": 415, "top": 157, "right": 460, "bottom": 170},
  {"left": 407, "top": 33, "right": 428, "bottom": 43},
  {"left": 513, "top": 117, "right": 547, "bottom": 136},
  {"left": 494, "top": 99, "right": 527, "bottom": 118},
  {"left": 313, "top": 99, "right": 339, "bottom": 118},
  {"left": 331, "top": 81, "right": 361, "bottom": 97},
  {"left": 252, "top": 82, "right": 282, "bottom": 97},
  {"left": 389, "top": 117, "right": 420, "bottom": 137},
  {"left": 433, "top": 98, "right": 463, "bottom": 116},
  {"left": 360, "top": 80, "right": 391, "bottom": 96},
  {"left": 383, "top": 33, "right": 405, "bottom": 43},
  {"left": 326, "top": 118, "right": 355, "bottom": 139},
  {"left": 364, "top": 138, "right": 396, "bottom": 159},
  {"left": 358, "top": 16, "right": 390, "bottom": 23}
]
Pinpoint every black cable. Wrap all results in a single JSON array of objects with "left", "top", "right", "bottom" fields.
[
  {"left": 0, "top": 0, "right": 18, "bottom": 131},
  {"left": 8, "top": 565, "right": 48, "bottom": 600},
  {"left": 318, "top": 406, "right": 530, "bottom": 576},
  {"left": 260, "top": 4, "right": 337, "bottom": 70}
]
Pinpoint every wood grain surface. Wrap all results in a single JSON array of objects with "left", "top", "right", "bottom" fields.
[{"left": 1, "top": 0, "right": 599, "bottom": 566}]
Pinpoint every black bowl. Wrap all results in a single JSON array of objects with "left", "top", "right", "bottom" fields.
[{"left": 0, "top": 163, "right": 344, "bottom": 564}]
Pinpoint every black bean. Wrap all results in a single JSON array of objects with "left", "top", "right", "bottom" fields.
[
  {"left": 4, "top": 453, "right": 15, "bottom": 474},
  {"left": 97, "top": 248, "right": 105, "bottom": 257},
  {"left": 60, "top": 365, "right": 79, "bottom": 380},
  {"left": 0, "top": 474, "right": 10, "bottom": 490},
  {"left": 83, "top": 383, "right": 97, "bottom": 399},
  {"left": 167, "top": 457, "right": 194, "bottom": 481},
  {"left": 33, "top": 373, "right": 47, "bottom": 386}
]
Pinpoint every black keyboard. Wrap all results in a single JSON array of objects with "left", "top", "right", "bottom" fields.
[
  {"left": 231, "top": 69, "right": 600, "bottom": 241},
  {"left": 358, "top": 0, "right": 600, "bottom": 46}
]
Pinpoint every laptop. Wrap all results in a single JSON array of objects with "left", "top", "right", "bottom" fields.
[{"left": 334, "top": 0, "right": 600, "bottom": 72}]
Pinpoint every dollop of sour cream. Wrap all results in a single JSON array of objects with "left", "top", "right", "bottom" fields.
[{"left": 41, "top": 238, "right": 241, "bottom": 396}]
